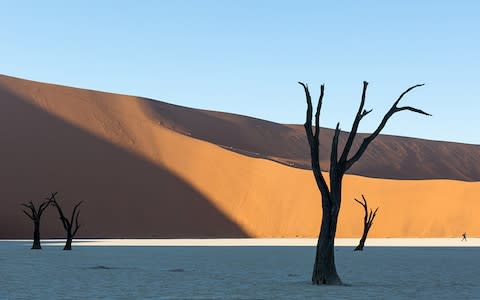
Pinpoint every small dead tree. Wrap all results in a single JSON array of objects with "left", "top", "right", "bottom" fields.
[
  {"left": 354, "top": 195, "right": 378, "bottom": 251},
  {"left": 300, "top": 81, "right": 429, "bottom": 285},
  {"left": 49, "top": 192, "right": 82, "bottom": 250},
  {"left": 21, "top": 194, "right": 55, "bottom": 249}
]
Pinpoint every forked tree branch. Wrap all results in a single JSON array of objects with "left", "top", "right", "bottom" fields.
[
  {"left": 354, "top": 196, "right": 368, "bottom": 224},
  {"left": 314, "top": 85, "right": 324, "bottom": 141},
  {"left": 330, "top": 123, "right": 341, "bottom": 172},
  {"left": 345, "top": 84, "right": 430, "bottom": 170},
  {"left": 367, "top": 207, "right": 379, "bottom": 230},
  {"left": 299, "top": 82, "right": 330, "bottom": 198},
  {"left": 340, "top": 81, "right": 370, "bottom": 165},
  {"left": 21, "top": 199, "right": 50, "bottom": 221},
  {"left": 50, "top": 192, "right": 82, "bottom": 237},
  {"left": 70, "top": 201, "right": 82, "bottom": 226},
  {"left": 71, "top": 201, "right": 82, "bottom": 236},
  {"left": 354, "top": 195, "right": 379, "bottom": 227},
  {"left": 73, "top": 209, "right": 81, "bottom": 236},
  {"left": 22, "top": 209, "right": 34, "bottom": 220}
]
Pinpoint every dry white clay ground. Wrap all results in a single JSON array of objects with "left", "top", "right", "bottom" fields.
[{"left": 1, "top": 239, "right": 480, "bottom": 299}]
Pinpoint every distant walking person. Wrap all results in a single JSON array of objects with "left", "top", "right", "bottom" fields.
[{"left": 461, "top": 232, "right": 467, "bottom": 242}]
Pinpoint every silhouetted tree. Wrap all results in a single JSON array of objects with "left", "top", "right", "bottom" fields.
[
  {"left": 49, "top": 192, "right": 82, "bottom": 250},
  {"left": 21, "top": 193, "right": 55, "bottom": 249},
  {"left": 354, "top": 195, "right": 378, "bottom": 251},
  {"left": 300, "top": 81, "right": 429, "bottom": 285}
]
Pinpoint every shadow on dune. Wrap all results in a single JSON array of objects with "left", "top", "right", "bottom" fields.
[
  {"left": 0, "top": 84, "right": 247, "bottom": 239},
  {"left": 140, "top": 98, "right": 480, "bottom": 181},
  {"left": 138, "top": 98, "right": 310, "bottom": 167}
]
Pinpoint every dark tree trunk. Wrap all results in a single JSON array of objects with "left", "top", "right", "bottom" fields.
[
  {"left": 64, "top": 235, "right": 73, "bottom": 250},
  {"left": 299, "top": 81, "right": 428, "bottom": 285},
  {"left": 354, "top": 232, "right": 368, "bottom": 251},
  {"left": 32, "top": 221, "right": 41, "bottom": 250},
  {"left": 312, "top": 190, "right": 341, "bottom": 284}
]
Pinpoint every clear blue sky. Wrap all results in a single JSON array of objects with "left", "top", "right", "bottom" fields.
[{"left": 1, "top": 1, "right": 479, "bottom": 144}]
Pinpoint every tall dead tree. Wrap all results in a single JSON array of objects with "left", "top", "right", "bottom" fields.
[
  {"left": 300, "top": 81, "right": 429, "bottom": 285},
  {"left": 354, "top": 195, "right": 378, "bottom": 251},
  {"left": 49, "top": 192, "right": 82, "bottom": 250},
  {"left": 21, "top": 194, "right": 54, "bottom": 249}
]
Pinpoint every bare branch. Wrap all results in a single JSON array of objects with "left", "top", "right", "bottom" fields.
[
  {"left": 37, "top": 200, "right": 51, "bottom": 217},
  {"left": 61, "top": 217, "right": 69, "bottom": 231},
  {"left": 21, "top": 202, "right": 37, "bottom": 219},
  {"left": 355, "top": 195, "right": 369, "bottom": 225},
  {"left": 22, "top": 210, "right": 34, "bottom": 220},
  {"left": 299, "top": 82, "right": 314, "bottom": 146},
  {"left": 367, "top": 206, "right": 379, "bottom": 232},
  {"left": 314, "top": 85, "right": 324, "bottom": 141},
  {"left": 354, "top": 195, "right": 367, "bottom": 207},
  {"left": 345, "top": 84, "right": 430, "bottom": 170},
  {"left": 353, "top": 198, "right": 363, "bottom": 206},
  {"left": 70, "top": 201, "right": 83, "bottom": 228},
  {"left": 393, "top": 84, "right": 425, "bottom": 106},
  {"left": 395, "top": 106, "right": 431, "bottom": 116},
  {"left": 340, "top": 81, "right": 369, "bottom": 164},
  {"left": 361, "top": 194, "right": 367, "bottom": 205},
  {"left": 20, "top": 202, "right": 33, "bottom": 209},
  {"left": 369, "top": 207, "right": 379, "bottom": 223},
  {"left": 299, "top": 82, "right": 330, "bottom": 197},
  {"left": 330, "top": 123, "right": 341, "bottom": 172},
  {"left": 50, "top": 193, "right": 70, "bottom": 231},
  {"left": 44, "top": 192, "right": 56, "bottom": 204},
  {"left": 361, "top": 109, "right": 373, "bottom": 117},
  {"left": 73, "top": 209, "right": 81, "bottom": 236}
]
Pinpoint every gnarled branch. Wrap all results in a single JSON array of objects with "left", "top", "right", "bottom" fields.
[
  {"left": 73, "top": 208, "right": 81, "bottom": 236},
  {"left": 354, "top": 195, "right": 379, "bottom": 251},
  {"left": 50, "top": 192, "right": 70, "bottom": 231},
  {"left": 299, "top": 82, "right": 329, "bottom": 197},
  {"left": 345, "top": 84, "right": 430, "bottom": 170},
  {"left": 21, "top": 199, "right": 50, "bottom": 221},
  {"left": 22, "top": 209, "right": 34, "bottom": 220},
  {"left": 330, "top": 122, "right": 341, "bottom": 173},
  {"left": 314, "top": 85, "right": 324, "bottom": 141},
  {"left": 50, "top": 192, "right": 82, "bottom": 238},
  {"left": 339, "top": 81, "right": 369, "bottom": 165}
]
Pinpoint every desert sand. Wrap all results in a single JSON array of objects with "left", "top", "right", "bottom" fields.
[
  {"left": 3, "top": 241, "right": 477, "bottom": 299},
  {"left": 1, "top": 74, "right": 479, "bottom": 238}
]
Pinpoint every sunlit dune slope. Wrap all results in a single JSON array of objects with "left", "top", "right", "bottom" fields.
[
  {"left": 142, "top": 95, "right": 480, "bottom": 181},
  {"left": 0, "top": 74, "right": 479, "bottom": 238}
]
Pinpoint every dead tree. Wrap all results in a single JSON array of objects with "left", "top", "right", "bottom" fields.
[
  {"left": 21, "top": 194, "right": 54, "bottom": 249},
  {"left": 300, "top": 81, "right": 429, "bottom": 285},
  {"left": 49, "top": 192, "right": 82, "bottom": 250},
  {"left": 354, "top": 195, "right": 378, "bottom": 251}
]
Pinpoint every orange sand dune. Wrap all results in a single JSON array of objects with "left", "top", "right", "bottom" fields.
[
  {"left": 0, "top": 74, "right": 479, "bottom": 238},
  {"left": 142, "top": 95, "right": 480, "bottom": 181}
]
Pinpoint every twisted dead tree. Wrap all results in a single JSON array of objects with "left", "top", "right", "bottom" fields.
[
  {"left": 354, "top": 195, "right": 378, "bottom": 251},
  {"left": 21, "top": 193, "right": 55, "bottom": 249},
  {"left": 300, "top": 81, "right": 429, "bottom": 285},
  {"left": 49, "top": 192, "right": 82, "bottom": 250}
]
